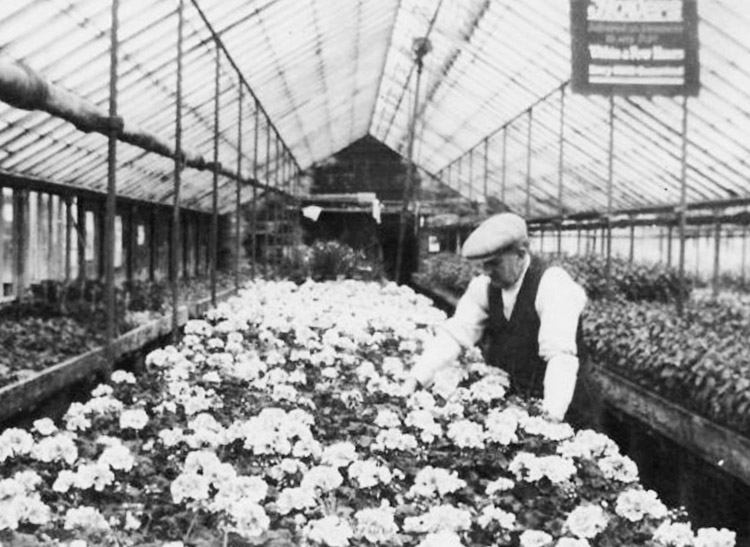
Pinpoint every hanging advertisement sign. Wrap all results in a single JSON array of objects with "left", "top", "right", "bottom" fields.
[{"left": 570, "top": 0, "right": 699, "bottom": 96}]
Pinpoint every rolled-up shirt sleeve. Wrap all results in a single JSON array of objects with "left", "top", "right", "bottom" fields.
[
  {"left": 536, "top": 266, "right": 587, "bottom": 420},
  {"left": 409, "top": 275, "right": 490, "bottom": 385}
]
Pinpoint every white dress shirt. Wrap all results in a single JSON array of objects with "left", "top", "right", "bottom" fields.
[{"left": 410, "top": 255, "right": 587, "bottom": 420}]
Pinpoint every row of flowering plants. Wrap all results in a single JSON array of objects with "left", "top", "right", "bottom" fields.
[
  {"left": 414, "top": 252, "right": 750, "bottom": 438},
  {"left": 0, "top": 279, "right": 735, "bottom": 546}
]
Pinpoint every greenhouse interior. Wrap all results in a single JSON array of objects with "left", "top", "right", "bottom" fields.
[{"left": 1, "top": 0, "right": 750, "bottom": 545}]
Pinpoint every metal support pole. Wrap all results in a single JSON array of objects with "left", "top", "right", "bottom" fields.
[
  {"left": 468, "top": 148, "right": 474, "bottom": 202},
  {"left": 264, "top": 119, "right": 271, "bottom": 278},
  {"left": 104, "top": 0, "right": 120, "bottom": 375},
  {"left": 629, "top": 222, "right": 635, "bottom": 263},
  {"left": 251, "top": 102, "right": 259, "bottom": 279},
  {"left": 557, "top": 84, "right": 566, "bottom": 255},
  {"left": 742, "top": 225, "right": 748, "bottom": 287},
  {"left": 667, "top": 224, "right": 673, "bottom": 268},
  {"left": 712, "top": 211, "right": 721, "bottom": 297},
  {"left": 210, "top": 39, "right": 220, "bottom": 307},
  {"left": 171, "top": 0, "right": 185, "bottom": 342},
  {"left": 605, "top": 96, "right": 615, "bottom": 290},
  {"left": 395, "top": 40, "right": 428, "bottom": 284},
  {"left": 482, "top": 137, "right": 489, "bottom": 204},
  {"left": 677, "top": 96, "right": 689, "bottom": 315},
  {"left": 525, "top": 108, "right": 533, "bottom": 218},
  {"left": 501, "top": 127, "right": 508, "bottom": 205},
  {"left": 235, "top": 86, "right": 243, "bottom": 290}
]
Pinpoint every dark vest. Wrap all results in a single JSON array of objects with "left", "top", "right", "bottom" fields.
[{"left": 484, "top": 256, "right": 548, "bottom": 399}]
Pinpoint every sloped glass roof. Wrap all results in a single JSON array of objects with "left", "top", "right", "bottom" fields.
[{"left": 0, "top": 0, "right": 748, "bottom": 218}]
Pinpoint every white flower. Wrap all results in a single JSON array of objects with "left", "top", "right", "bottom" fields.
[
  {"left": 486, "top": 477, "right": 515, "bottom": 495},
  {"left": 509, "top": 453, "right": 577, "bottom": 484},
  {"left": 405, "top": 409, "right": 442, "bottom": 443},
  {"left": 354, "top": 504, "right": 398, "bottom": 544},
  {"left": 375, "top": 409, "right": 401, "bottom": 428},
  {"left": 615, "top": 489, "right": 668, "bottom": 522},
  {"left": 447, "top": 419, "right": 485, "bottom": 449},
  {"left": 348, "top": 459, "right": 392, "bottom": 489},
  {"left": 275, "top": 486, "right": 317, "bottom": 515},
  {"left": 170, "top": 473, "right": 211, "bottom": 503},
  {"left": 431, "top": 366, "right": 465, "bottom": 399},
  {"left": 484, "top": 408, "right": 519, "bottom": 445},
  {"left": 520, "top": 416, "right": 574, "bottom": 441},
  {"left": 417, "top": 530, "right": 464, "bottom": 547},
  {"left": 409, "top": 466, "right": 466, "bottom": 498},
  {"left": 119, "top": 408, "right": 149, "bottom": 430},
  {"left": 32, "top": 418, "right": 58, "bottom": 436},
  {"left": 98, "top": 443, "right": 135, "bottom": 472},
  {"left": 565, "top": 504, "right": 608, "bottom": 539},
  {"left": 74, "top": 462, "right": 115, "bottom": 491},
  {"left": 557, "top": 429, "right": 618, "bottom": 460},
  {"left": 694, "top": 527, "right": 736, "bottom": 547},
  {"left": 301, "top": 465, "right": 343, "bottom": 492},
  {"left": 321, "top": 442, "right": 358, "bottom": 468},
  {"left": 32, "top": 434, "right": 78, "bottom": 465},
  {"left": 229, "top": 499, "right": 270, "bottom": 539},
  {"left": 477, "top": 505, "right": 516, "bottom": 529},
  {"left": 653, "top": 521, "right": 695, "bottom": 547},
  {"left": 403, "top": 505, "right": 472, "bottom": 534},
  {"left": 520, "top": 529, "right": 554, "bottom": 547},
  {"left": 64, "top": 403, "right": 92, "bottom": 432},
  {"left": 52, "top": 470, "right": 77, "bottom": 493},
  {"left": 64, "top": 506, "right": 110, "bottom": 531},
  {"left": 304, "top": 515, "right": 353, "bottom": 547},
  {"left": 159, "top": 427, "right": 184, "bottom": 447},
  {"left": 111, "top": 370, "right": 136, "bottom": 384},
  {"left": 598, "top": 454, "right": 639, "bottom": 483},
  {"left": 468, "top": 374, "right": 508, "bottom": 403},
  {"left": 371, "top": 428, "right": 418, "bottom": 452}
]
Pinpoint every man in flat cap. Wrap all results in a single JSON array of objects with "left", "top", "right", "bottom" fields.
[{"left": 406, "top": 212, "right": 587, "bottom": 423}]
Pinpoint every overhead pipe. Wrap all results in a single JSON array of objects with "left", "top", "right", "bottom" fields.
[{"left": 0, "top": 58, "right": 287, "bottom": 198}]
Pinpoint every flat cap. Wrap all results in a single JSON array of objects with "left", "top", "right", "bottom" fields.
[{"left": 461, "top": 212, "right": 528, "bottom": 259}]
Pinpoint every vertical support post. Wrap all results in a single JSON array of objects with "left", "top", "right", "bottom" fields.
[
  {"left": 525, "top": 108, "right": 533, "bottom": 218},
  {"left": 251, "top": 102, "right": 259, "bottom": 279},
  {"left": 712, "top": 211, "right": 721, "bottom": 297},
  {"left": 396, "top": 44, "right": 427, "bottom": 284},
  {"left": 171, "top": 0, "right": 185, "bottom": 341},
  {"left": 667, "top": 224, "right": 673, "bottom": 268},
  {"left": 501, "top": 126, "right": 508, "bottom": 204},
  {"left": 468, "top": 148, "right": 474, "bottom": 202},
  {"left": 742, "top": 225, "right": 747, "bottom": 287},
  {"left": 677, "top": 96, "right": 689, "bottom": 315},
  {"left": 235, "top": 85, "right": 243, "bottom": 290},
  {"left": 264, "top": 121, "right": 271, "bottom": 277},
  {"left": 482, "top": 137, "right": 489, "bottom": 204},
  {"left": 629, "top": 221, "right": 635, "bottom": 263},
  {"left": 210, "top": 39, "right": 220, "bottom": 307},
  {"left": 605, "top": 95, "right": 615, "bottom": 291},
  {"left": 104, "top": 0, "right": 120, "bottom": 374},
  {"left": 557, "top": 84, "right": 566, "bottom": 255},
  {"left": 65, "top": 197, "right": 72, "bottom": 281}
]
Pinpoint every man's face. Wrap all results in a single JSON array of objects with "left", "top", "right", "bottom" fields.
[{"left": 482, "top": 247, "right": 526, "bottom": 289}]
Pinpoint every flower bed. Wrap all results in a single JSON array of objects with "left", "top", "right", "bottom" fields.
[
  {"left": 0, "top": 280, "right": 736, "bottom": 546},
  {"left": 0, "top": 272, "right": 244, "bottom": 389},
  {"left": 415, "top": 253, "right": 750, "bottom": 438}
]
